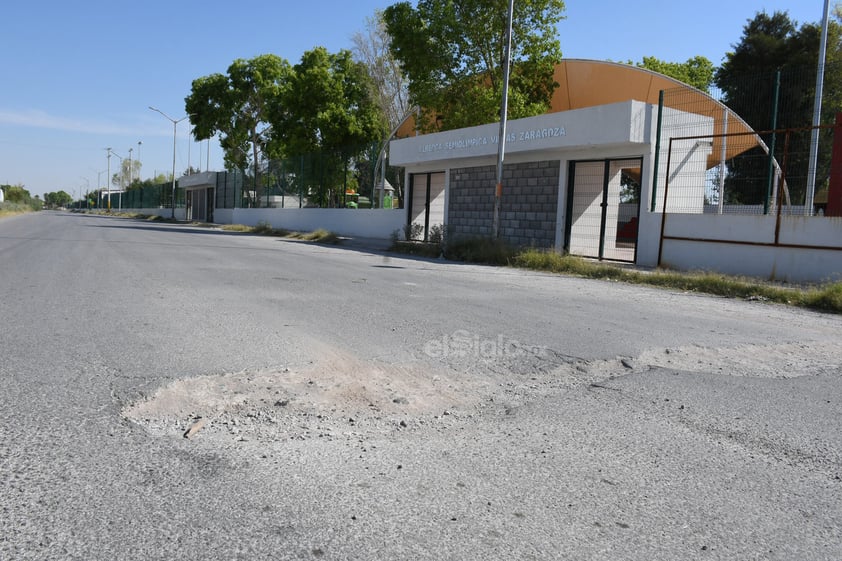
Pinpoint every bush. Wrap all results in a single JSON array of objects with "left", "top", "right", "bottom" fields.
[
  {"left": 0, "top": 201, "right": 37, "bottom": 217},
  {"left": 403, "top": 222, "right": 424, "bottom": 241},
  {"left": 429, "top": 224, "right": 446, "bottom": 245},
  {"left": 444, "top": 236, "right": 516, "bottom": 265},
  {"left": 253, "top": 220, "right": 274, "bottom": 235}
]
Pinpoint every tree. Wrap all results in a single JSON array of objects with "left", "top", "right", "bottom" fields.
[
  {"left": 383, "top": 0, "right": 565, "bottom": 131},
  {"left": 44, "top": 191, "right": 72, "bottom": 208},
  {"left": 186, "top": 54, "right": 292, "bottom": 205},
  {"left": 278, "top": 47, "right": 384, "bottom": 207},
  {"left": 118, "top": 158, "right": 142, "bottom": 188},
  {"left": 352, "top": 10, "right": 414, "bottom": 205},
  {"left": 634, "top": 55, "right": 715, "bottom": 91},
  {"left": 714, "top": 10, "right": 842, "bottom": 204},
  {"left": 1, "top": 184, "right": 31, "bottom": 204},
  {"left": 352, "top": 10, "right": 411, "bottom": 131}
]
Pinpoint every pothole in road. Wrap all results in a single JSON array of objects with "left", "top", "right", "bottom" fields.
[
  {"left": 634, "top": 341, "right": 841, "bottom": 378},
  {"left": 122, "top": 341, "right": 838, "bottom": 443},
  {"left": 122, "top": 347, "right": 501, "bottom": 442}
]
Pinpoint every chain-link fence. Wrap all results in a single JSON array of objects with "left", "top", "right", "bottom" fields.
[
  {"left": 119, "top": 182, "right": 183, "bottom": 210},
  {"left": 655, "top": 62, "right": 840, "bottom": 215},
  {"left": 213, "top": 142, "right": 406, "bottom": 210}
]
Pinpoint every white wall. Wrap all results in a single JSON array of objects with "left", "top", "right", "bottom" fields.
[
  {"left": 131, "top": 208, "right": 186, "bottom": 221},
  {"left": 227, "top": 208, "right": 405, "bottom": 239},
  {"left": 659, "top": 214, "right": 842, "bottom": 283},
  {"left": 214, "top": 208, "right": 233, "bottom": 224},
  {"left": 391, "top": 100, "right": 653, "bottom": 167},
  {"left": 651, "top": 108, "right": 714, "bottom": 214}
]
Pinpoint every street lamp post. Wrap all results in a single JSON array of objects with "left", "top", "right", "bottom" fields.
[
  {"left": 110, "top": 149, "right": 124, "bottom": 210},
  {"left": 95, "top": 169, "right": 106, "bottom": 210},
  {"left": 106, "top": 148, "right": 113, "bottom": 211},
  {"left": 128, "top": 148, "right": 134, "bottom": 187},
  {"left": 149, "top": 106, "right": 187, "bottom": 219}
]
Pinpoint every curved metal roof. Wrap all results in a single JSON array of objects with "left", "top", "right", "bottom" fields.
[{"left": 397, "top": 59, "right": 761, "bottom": 167}]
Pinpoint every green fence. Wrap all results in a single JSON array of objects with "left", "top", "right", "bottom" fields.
[
  {"left": 655, "top": 62, "right": 841, "bottom": 215},
  {"left": 120, "top": 182, "right": 183, "bottom": 210},
  {"left": 213, "top": 142, "right": 405, "bottom": 210}
]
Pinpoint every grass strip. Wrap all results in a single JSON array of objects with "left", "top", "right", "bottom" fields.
[{"left": 391, "top": 237, "right": 842, "bottom": 314}]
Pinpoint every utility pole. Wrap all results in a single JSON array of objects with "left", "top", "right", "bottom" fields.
[
  {"left": 806, "top": 0, "right": 831, "bottom": 215},
  {"left": 492, "top": 0, "right": 515, "bottom": 239}
]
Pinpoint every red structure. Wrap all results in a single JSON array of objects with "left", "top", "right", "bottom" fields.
[{"left": 826, "top": 113, "right": 842, "bottom": 216}]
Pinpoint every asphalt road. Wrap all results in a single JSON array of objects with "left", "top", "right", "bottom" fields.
[{"left": 1, "top": 211, "right": 840, "bottom": 561}]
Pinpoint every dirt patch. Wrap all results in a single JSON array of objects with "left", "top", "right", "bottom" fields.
[
  {"left": 635, "top": 341, "right": 841, "bottom": 378},
  {"left": 123, "top": 346, "right": 499, "bottom": 442},
  {"left": 123, "top": 340, "right": 840, "bottom": 443}
]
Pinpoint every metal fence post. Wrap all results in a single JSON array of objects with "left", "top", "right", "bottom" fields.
[
  {"left": 650, "top": 90, "right": 665, "bottom": 212},
  {"left": 765, "top": 70, "right": 781, "bottom": 215}
]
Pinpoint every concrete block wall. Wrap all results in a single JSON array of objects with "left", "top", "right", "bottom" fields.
[{"left": 448, "top": 161, "right": 560, "bottom": 247}]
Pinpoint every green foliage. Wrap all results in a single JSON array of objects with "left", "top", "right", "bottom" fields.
[
  {"left": 279, "top": 48, "right": 384, "bottom": 207},
  {"left": 2, "top": 184, "right": 31, "bottom": 204},
  {"left": 428, "top": 223, "right": 445, "bottom": 244},
  {"left": 383, "top": 0, "right": 565, "bottom": 131},
  {"left": 290, "top": 229, "right": 340, "bottom": 244},
  {"left": 186, "top": 54, "right": 293, "bottom": 203},
  {"left": 634, "top": 55, "right": 715, "bottom": 91},
  {"left": 253, "top": 220, "right": 277, "bottom": 235},
  {"left": 187, "top": 49, "right": 385, "bottom": 209},
  {"left": 801, "top": 282, "right": 842, "bottom": 312},
  {"left": 1, "top": 184, "right": 41, "bottom": 211},
  {"left": 44, "top": 190, "right": 73, "bottom": 208},
  {"left": 512, "top": 249, "right": 842, "bottom": 314},
  {"left": 0, "top": 202, "right": 34, "bottom": 217},
  {"left": 220, "top": 222, "right": 339, "bottom": 244},
  {"left": 351, "top": 10, "right": 411, "bottom": 130},
  {"left": 712, "top": 11, "right": 842, "bottom": 205},
  {"left": 390, "top": 240, "right": 442, "bottom": 257},
  {"left": 443, "top": 236, "right": 516, "bottom": 264},
  {"left": 402, "top": 222, "right": 424, "bottom": 241}
]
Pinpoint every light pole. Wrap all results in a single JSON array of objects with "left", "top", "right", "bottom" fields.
[
  {"left": 128, "top": 147, "right": 134, "bottom": 187},
  {"left": 492, "top": 0, "right": 515, "bottom": 239},
  {"left": 95, "top": 169, "right": 106, "bottom": 210},
  {"left": 149, "top": 106, "right": 187, "bottom": 219},
  {"left": 106, "top": 148, "right": 113, "bottom": 211},
  {"left": 110, "top": 149, "right": 125, "bottom": 210},
  {"left": 137, "top": 141, "right": 142, "bottom": 181}
]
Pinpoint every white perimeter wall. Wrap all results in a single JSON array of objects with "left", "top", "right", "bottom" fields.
[
  {"left": 222, "top": 208, "right": 406, "bottom": 239},
  {"left": 658, "top": 214, "right": 842, "bottom": 283},
  {"left": 132, "top": 208, "right": 187, "bottom": 221}
]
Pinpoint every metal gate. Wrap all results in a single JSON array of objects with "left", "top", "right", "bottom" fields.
[
  {"left": 565, "top": 158, "right": 642, "bottom": 262},
  {"left": 407, "top": 172, "right": 445, "bottom": 241}
]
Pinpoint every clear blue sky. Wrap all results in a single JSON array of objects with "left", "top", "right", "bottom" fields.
[{"left": 0, "top": 0, "right": 825, "bottom": 199}]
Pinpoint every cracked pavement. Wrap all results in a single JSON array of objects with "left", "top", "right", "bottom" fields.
[{"left": 1, "top": 212, "right": 840, "bottom": 560}]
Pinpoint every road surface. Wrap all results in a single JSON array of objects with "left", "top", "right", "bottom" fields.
[{"left": 1, "top": 211, "right": 840, "bottom": 560}]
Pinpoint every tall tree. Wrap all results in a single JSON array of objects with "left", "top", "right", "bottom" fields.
[
  {"left": 45, "top": 191, "right": 72, "bottom": 208},
  {"left": 714, "top": 10, "right": 842, "bottom": 205},
  {"left": 278, "top": 47, "right": 383, "bottom": 207},
  {"left": 352, "top": 11, "right": 411, "bottom": 204},
  {"left": 1, "top": 184, "right": 30, "bottom": 204},
  {"left": 383, "top": 0, "right": 565, "bottom": 131},
  {"left": 352, "top": 10, "right": 411, "bottom": 131},
  {"left": 635, "top": 55, "right": 715, "bottom": 91},
  {"left": 185, "top": 54, "right": 292, "bottom": 205}
]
